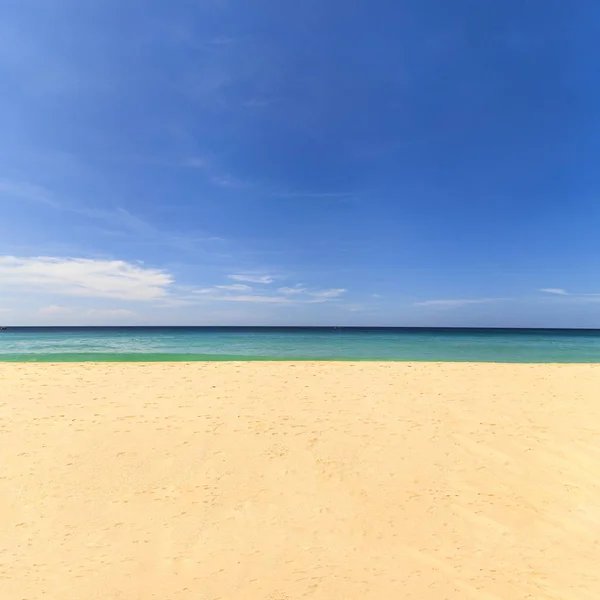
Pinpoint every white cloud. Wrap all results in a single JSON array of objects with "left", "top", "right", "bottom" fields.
[
  {"left": 277, "top": 286, "right": 346, "bottom": 301},
  {"left": 278, "top": 285, "right": 307, "bottom": 295},
  {"left": 0, "top": 255, "right": 349, "bottom": 314},
  {"left": 216, "top": 284, "right": 252, "bottom": 291},
  {"left": 540, "top": 288, "right": 568, "bottom": 295},
  {"left": 310, "top": 288, "right": 347, "bottom": 299},
  {"left": 415, "top": 298, "right": 502, "bottom": 308},
  {"left": 0, "top": 307, "right": 12, "bottom": 313},
  {"left": 218, "top": 294, "right": 291, "bottom": 304},
  {"left": 188, "top": 282, "right": 347, "bottom": 305},
  {"left": 323, "top": 288, "right": 347, "bottom": 297},
  {"left": 228, "top": 274, "right": 275, "bottom": 284},
  {"left": 0, "top": 256, "right": 174, "bottom": 300}
]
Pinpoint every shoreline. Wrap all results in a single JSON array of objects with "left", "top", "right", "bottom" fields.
[
  {"left": 3, "top": 354, "right": 600, "bottom": 364},
  {"left": 3, "top": 362, "right": 600, "bottom": 598}
]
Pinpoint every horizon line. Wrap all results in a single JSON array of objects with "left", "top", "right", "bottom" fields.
[{"left": 4, "top": 325, "right": 600, "bottom": 331}]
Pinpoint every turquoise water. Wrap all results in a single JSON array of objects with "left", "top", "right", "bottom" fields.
[{"left": 1, "top": 327, "right": 600, "bottom": 362}]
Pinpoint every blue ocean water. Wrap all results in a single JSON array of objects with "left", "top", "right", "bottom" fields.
[{"left": 1, "top": 327, "right": 600, "bottom": 362}]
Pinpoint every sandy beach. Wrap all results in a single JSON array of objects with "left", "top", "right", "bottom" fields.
[{"left": 1, "top": 362, "right": 600, "bottom": 599}]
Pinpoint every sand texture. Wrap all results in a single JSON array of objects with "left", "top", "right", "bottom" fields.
[{"left": 1, "top": 362, "right": 600, "bottom": 599}]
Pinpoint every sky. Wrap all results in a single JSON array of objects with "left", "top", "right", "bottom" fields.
[{"left": 1, "top": 0, "right": 600, "bottom": 326}]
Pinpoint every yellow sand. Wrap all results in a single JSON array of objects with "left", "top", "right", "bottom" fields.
[{"left": 1, "top": 362, "right": 600, "bottom": 599}]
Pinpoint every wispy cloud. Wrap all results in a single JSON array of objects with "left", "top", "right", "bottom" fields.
[
  {"left": 183, "top": 156, "right": 249, "bottom": 188},
  {"left": 189, "top": 281, "right": 347, "bottom": 305},
  {"left": 228, "top": 273, "right": 275, "bottom": 284},
  {"left": 272, "top": 191, "right": 356, "bottom": 199},
  {"left": 275, "top": 285, "right": 347, "bottom": 302},
  {"left": 0, "top": 256, "right": 173, "bottom": 301},
  {"left": 209, "top": 174, "right": 248, "bottom": 188},
  {"left": 213, "top": 291, "right": 347, "bottom": 305},
  {"left": 0, "top": 177, "right": 223, "bottom": 250},
  {"left": 415, "top": 298, "right": 504, "bottom": 308},
  {"left": 310, "top": 288, "right": 346, "bottom": 299},
  {"left": 75, "top": 206, "right": 156, "bottom": 236},
  {"left": 278, "top": 285, "right": 308, "bottom": 295},
  {"left": 243, "top": 96, "right": 278, "bottom": 108},
  {"left": 215, "top": 284, "right": 252, "bottom": 291},
  {"left": 539, "top": 288, "right": 600, "bottom": 302},
  {"left": 1, "top": 177, "right": 147, "bottom": 234},
  {"left": 77, "top": 206, "right": 224, "bottom": 248},
  {"left": 278, "top": 285, "right": 346, "bottom": 300},
  {"left": 217, "top": 294, "right": 292, "bottom": 304},
  {"left": 0, "top": 178, "right": 60, "bottom": 207}
]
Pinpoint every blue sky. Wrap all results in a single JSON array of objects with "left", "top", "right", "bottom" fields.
[{"left": 1, "top": 0, "right": 599, "bottom": 326}]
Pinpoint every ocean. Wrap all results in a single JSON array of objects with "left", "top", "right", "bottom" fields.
[{"left": 1, "top": 326, "right": 600, "bottom": 362}]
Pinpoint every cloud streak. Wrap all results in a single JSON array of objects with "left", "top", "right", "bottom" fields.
[
  {"left": 278, "top": 285, "right": 308, "bottom": 295},
  {"left": 183, "top": 156, "right": 250, "bottom": 189},
  {"left": 190, "top": 282, "right": 347, "bottom": 305},
  {"left": 272, "top": 191, "right": 356, "bottom": 199},
  {"left": 0, "top": 178, "right": 61, "bottom": 208},
  {"left": 310, "top": 288, "right": 346, "bottom": 299},
  {"left": 216, "top": 284, "right": 252, "bottom": 291},
  {"left": 277, "top": 285, "right": 347, "bottom": 301},
  {"left": 217, "top": 294, "right": 292, "bottom": 304},
  {"left": 0, "top": 177, "right": 223, "bottom": 252},
  {"left": 539, "top": 288, "right": 600, "bottom": 302},
  {"left": 228, "top": 273, "right": 275, "bottom": 284},
  {"left": 415, "top": 298, "right": 504, "bottom": 308}
]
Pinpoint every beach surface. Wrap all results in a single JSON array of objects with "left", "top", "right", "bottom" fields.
[{"left": 1, "top": 362, "right": 600, "bottom": 599}]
